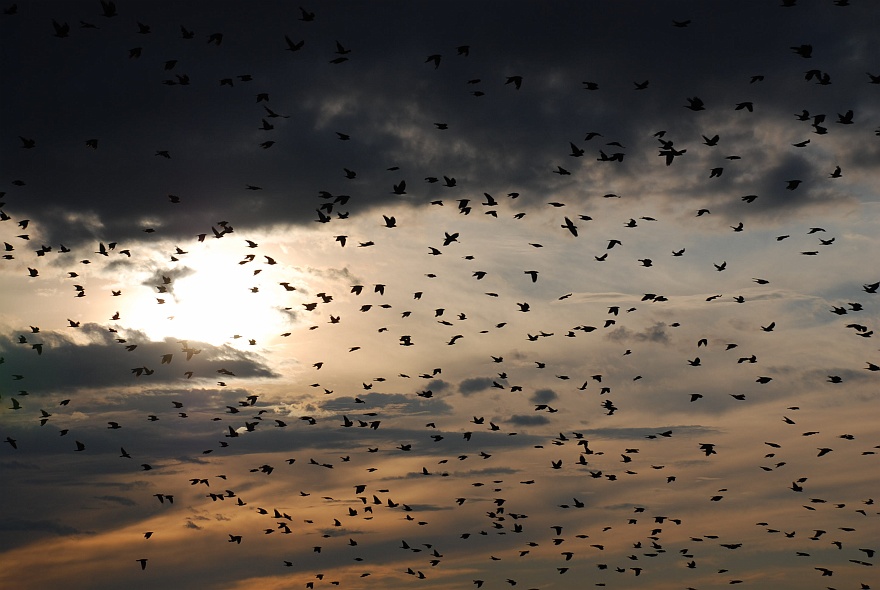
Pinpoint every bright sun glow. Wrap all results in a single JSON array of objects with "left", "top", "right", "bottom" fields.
[{"left": 126, "top": 245, "right": 292, "bottom": 347}]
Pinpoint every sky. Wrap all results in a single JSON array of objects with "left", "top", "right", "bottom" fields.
[{"left": 1, "top": 1, "right": 879, "bottom": 589}]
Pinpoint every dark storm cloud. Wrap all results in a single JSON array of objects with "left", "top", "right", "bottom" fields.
[
  {"left": 4, "top": 1, "right": 878, "bottom": 246},
  {"left": 76, "top": 420, "right": 527, "bottom": 461},
  {"left": 725, "top": 151, "right": 837, "bottom": 215},
  {"left": 0, "top": 326, "right": 277, "bottom": 393}
]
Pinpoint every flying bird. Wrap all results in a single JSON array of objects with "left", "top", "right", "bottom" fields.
[
  {"left": 505, "top": 75, "right": 523, "bottom": 89},
  {"left": 685, "top": 96, "right": 705, "bottom": 111},
  {"left": 284, "top": 35, "right": 304, "bottom": 51}
]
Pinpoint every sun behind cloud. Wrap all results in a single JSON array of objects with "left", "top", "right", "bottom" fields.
[{"left": 125, "top": 244, "right": 294, "bottom": 347}]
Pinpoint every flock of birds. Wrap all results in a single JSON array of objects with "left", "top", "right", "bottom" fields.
[{"left": 1, "top": 2, "right": 879, "bottom": 590}]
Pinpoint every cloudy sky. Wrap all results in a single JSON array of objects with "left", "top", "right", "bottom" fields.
[{"left": 1, "top": 1, "right": 879, "bottom": 589}]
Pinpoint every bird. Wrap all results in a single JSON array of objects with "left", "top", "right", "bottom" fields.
[
  {"left": 505, "top": 75, "right": 523, "bottom": 89},
  {"left": 685, "top": 96, "right": 705, "bottom": 111},
  {"left": 99, "top": 1, "right": 117, "bottom": 17},
  {"left": 52, "top": 19, "right": 70, "bottom": 38},
  {"left": 284, "top": 35, "right": 304, "bottom": 51},
  {"left": 791, "top": 44, "right": 813, "bottom": 58},
  {"left": 561, "top": 217, "right": 578, "bottom": 236}
]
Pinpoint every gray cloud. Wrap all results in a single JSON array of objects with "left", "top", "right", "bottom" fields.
[
  {"left": 426, "top": 378, "right": 450, "bottom": 393},
  {"left": 0, "top": 327, "right": 278, "bottom": 393},
  {"left": 0, "top": 460, "right": 39, "bottom": 471},
  {"left": 508, "top": 414, "right": 550, "bottom": 426},
  {"left": 605, "top": 321, "right": 671, "bottom": 343},
  {"left": 458, "top": 377, "right": 493, "bottom": 395},
  {"left": 140, "top": 265, "right": 197, "bottom": 297},
  {"left": 94, "top": 495, "right": 137, "bottom": 507},
  {"left": 529, "top": 388, "right": 557, "bottom": 403},
  {"left": 579, "top": 425, "right": 721, "bottom": 440},
  {"left": 4, "top": 2, "right": 876, "bottom": 249},
  {"left": 319, "top": 392, "right": 453, "bottom": 417},
  {"left": 0, "top": 518, "right": 86, "bottom": 537}
]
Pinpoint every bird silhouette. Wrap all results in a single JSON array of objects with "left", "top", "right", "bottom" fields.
[
  {"left": 52, "top": 19, "right": 70, "bottom": 38},
  {"left": 685, "top": 96, "right": 705, "bottom": 111}
]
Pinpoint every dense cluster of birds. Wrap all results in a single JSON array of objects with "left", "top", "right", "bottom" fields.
[{"left": 1, "top": 2, "right": 879, "bottom": 590}]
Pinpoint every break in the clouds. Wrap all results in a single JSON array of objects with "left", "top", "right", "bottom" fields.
[{"left": 2, "top": 2, "right": 879, "bottom": 590}]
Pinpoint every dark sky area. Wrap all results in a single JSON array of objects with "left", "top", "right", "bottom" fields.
[{"left": 1, "top": 2, "right": 878, "bottom": 590}]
